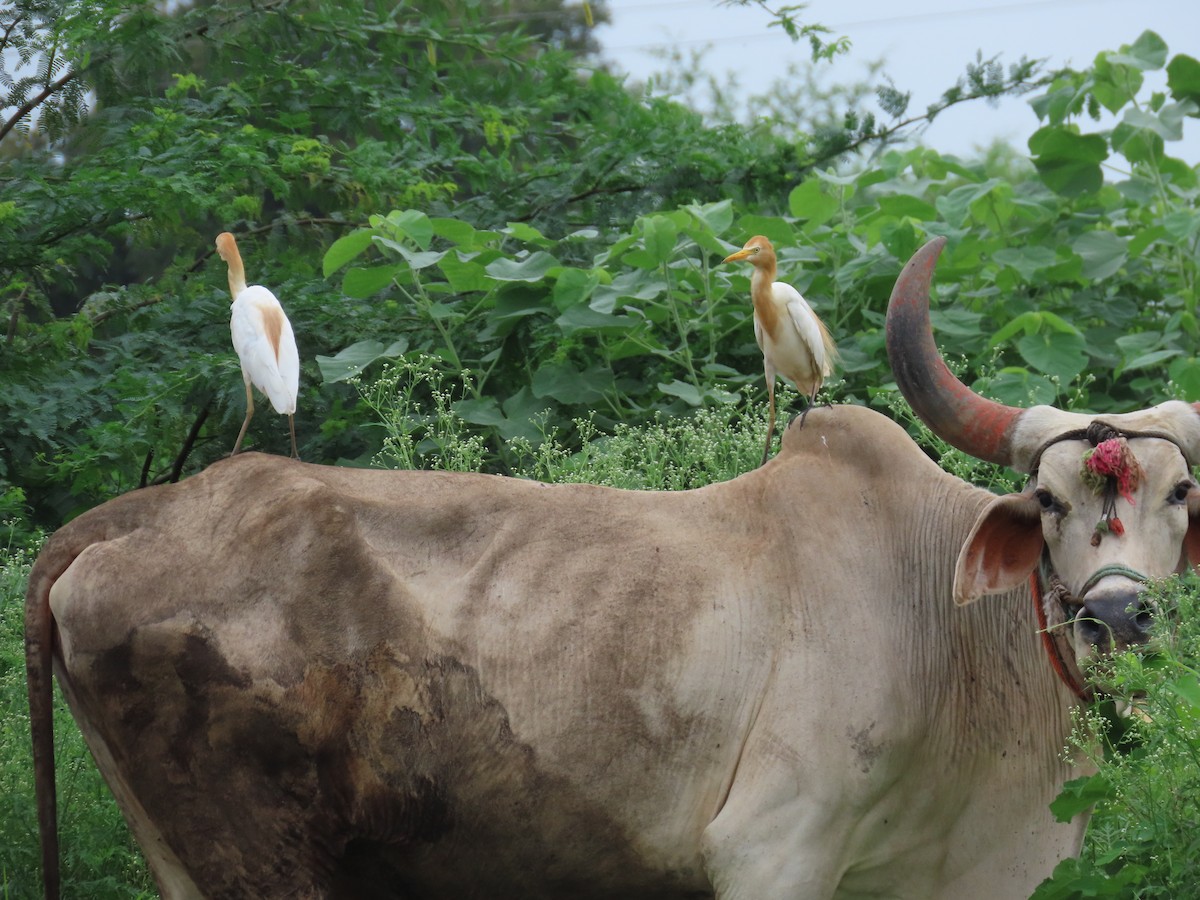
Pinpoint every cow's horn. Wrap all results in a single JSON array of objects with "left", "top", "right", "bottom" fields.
[{"left": 886, "top": 237, "right": 1023, "bottom": 468}]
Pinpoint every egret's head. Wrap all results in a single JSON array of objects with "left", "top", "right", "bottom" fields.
[
  {"left": 722, "top": 235, "right": 774, "bottom": 267},
  {"left": 215, "top": 232, "right": 238, "bottom": 264}
]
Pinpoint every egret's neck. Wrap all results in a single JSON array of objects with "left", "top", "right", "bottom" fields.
[
  {"left": 750, "top": 265, "right": 775, "bottom": 308},
  {"left": 226, "top": 266, "right": 248, "bottom": 300}
]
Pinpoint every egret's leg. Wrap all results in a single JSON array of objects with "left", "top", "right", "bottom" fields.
[
  {"left": 232, "top": 382, "right": 255, "bottom": 456},
  {"left": 287, "top": 414, "right": 299, "bottom": 460},
  {"left": 798, "top": 386, "right": 816, "bottom": 429},
  {"left": 761, "top": 379, "right": 776, "bottom": 467}
]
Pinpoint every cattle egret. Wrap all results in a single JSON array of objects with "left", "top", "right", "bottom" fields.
[
  {"left": 722, "top": 235, "right": 839, "bottom": 465},
  {"left": 215, "top": 232, "right": 300, "bottom": 459}
]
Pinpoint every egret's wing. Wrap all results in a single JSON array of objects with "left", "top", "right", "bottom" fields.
[
  {"left": 773, "top": 282, "right": 838, "bottom": 377},
  {"left": 230, "top": 286, "right": 298, "bottom": 414}
]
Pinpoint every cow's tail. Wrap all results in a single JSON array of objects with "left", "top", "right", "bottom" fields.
[{"left": 24, "top": 527, "right": 101, "bottom": 900}]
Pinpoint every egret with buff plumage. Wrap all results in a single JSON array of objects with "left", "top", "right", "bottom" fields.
[
  {"left": 722, "top": 235, "right": 839, "bottom": 465},
  {"left": 215, "top": 232, "right": 300, "bottom": 459}
]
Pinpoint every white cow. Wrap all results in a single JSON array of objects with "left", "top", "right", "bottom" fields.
[{"left": 25, "top": 238, "right": 1200, "bottom": 898}]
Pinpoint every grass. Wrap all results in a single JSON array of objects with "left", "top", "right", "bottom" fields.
[
  {"left": 0, "top": 542, "right": 155, "bottom": 899},
  {"left": 1033, "top": 574, "right": 1200, "bottom": 899}
]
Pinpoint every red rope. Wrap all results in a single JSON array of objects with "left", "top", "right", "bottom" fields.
[{"left": 1030, "top": 572, "right": 1090, "bottom": 701}]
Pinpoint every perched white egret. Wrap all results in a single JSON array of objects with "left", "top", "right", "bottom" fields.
[
  {"left": 215, "top": 232, "right": 300, "bottom": 459},
  {"left": 722, "top": 235, "right": 839, "bottom": 465}
]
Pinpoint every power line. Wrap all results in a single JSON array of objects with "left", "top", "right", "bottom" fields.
[{"left": 601, "top": 0, "right": 1132, "bottom": 52}]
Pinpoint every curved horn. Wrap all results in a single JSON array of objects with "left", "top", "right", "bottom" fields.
[{"left": 886, "top": 237, "right": 1024, "bottom": 467}]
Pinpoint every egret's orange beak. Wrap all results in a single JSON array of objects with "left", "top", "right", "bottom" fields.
[{"left": 722, "top": 248, "right": 753, "bottom": 264}]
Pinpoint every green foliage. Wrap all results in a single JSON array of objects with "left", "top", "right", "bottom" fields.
[
  {"left": 0, "top": 545, "right": 154, "bottom": 898},
  {"left": 318, "top": 24, "right": 1200, "bottom": 469},
  {"left": 358, "top": 355, "right": 767, "bottom": 486},
  {"left": 1034, "top": 575, "right": 1200, "bottom": 899}
]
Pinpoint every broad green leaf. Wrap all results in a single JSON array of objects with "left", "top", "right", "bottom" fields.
[
  {"left": 453, "top": 396, "right": 506, "bottom": 426},
  {"left": 733, "top": 215, "right": 792, "bottom": 246},
  {"left": 1111, "top": 121, "right": 1164, "bottom": 164},
  {"left": 1048, "top": 773, "right": 1113, "bottom": 824},
  {"left": 1108, "top": 30, "right": 1168, "bottom": 71},
  {"left": 1038, "top": 312, "right": 1082, "bottom": 336},
  {"left": 1116, "top": 332, "right": 1163, "bottom": 356},
  {"left": 438, "top": 251, "right": 491, "bottom": 292},
  {"left": 322, "top": 229, "right": 374, "bottom": 277},
  {"left": 1166, "top": 673, "right": 1200, "bottom": 710},
  {"left": 1121, "top": 106, "right": 1182, "bottom": 140},
  {"left": 984, "top": 370, "right": 1059, "bottom": 406},
  {"left": 1072, "top": 231, "right": 1128, "bottom": 280},
  {"left": 1167, "top": 53, "right": 1200, "bottom": 105},
  {"left": 935, "top": 181, "right": 1000, "bottom": 228},
  {"left": 531, "top": 361, "right": 613, "bottom": 404},
  {"left": 385, "top": 209, "right": 433, "bottom": 249},
  {"left": 504, "top": 222, "right": 552, "bottom": 247},
  {"left": 1017, "top": 331, "right": 1088, "bottom": 382},
  {"left": 929, "top": 308, "right": 984, "bottom": 338},
  {"left": 1029, "top": 856, "right": 1141, "bottom": 899},
  {"left": 1170, "top": 357, "right": 1200, "bottom": 401},
  {"left": 485, "top": 251, "right": 559, "bottom": 282},
  {"left": 990, "top": 312, "right": 1044, "bottom": 345},
  {"left": 552, "top": 268, "right": 601, "bottom": 311},
  {"left": 499, "top": 388, "right": 551, "bottom": 440},
  {"left": 592, "top": 270, "right": 665, "bottom": 312},
  {"left": 686, "top": 199, "right": 734, "bottom": 235},
  {"left": 373, "top": 238, "right": 447, "bottom": 269},
  {"left": 642, "top": 215, "right": 679, "bottom": 265},
  {"left": 487, "top": 289, "right": 553, "bottom": 324},
  {"left": 1128, "top": 224, "right": 1168, "bottom": 256},
  {"left": 555, "top": 305, "right": 636, "bottom": 334},
  {"left": 431, "top": 217, "right": 478, "bottom": 246},
  {"left": 993, "top": 246, "right": 1057, "bottom": 280},
  {"left": 342, "top": 264, "right": 402, "bottom": 299},
  {"left": 874, "top": 194, "right": 938, "bottom": 221},
  {"left": 788, "top": 179, "right": 840, "bottom": 227},
  {"left": 315, "top": 338, "right": 408, "bottom": 383},
  {"left": 1121, "top": 348, "right": 1180, "bottom": 373},
  {"left": 1163, "top": 211, "right": 1200, "bottom": 242},
  {"left": 658, "top": 379, "right": 704, "bottom": 406},
  {"left": 1028, "top": 127, "right": 1108, "bottom": 196}
]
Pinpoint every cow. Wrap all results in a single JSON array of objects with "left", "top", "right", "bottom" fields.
[{"left": 25, "top": 237, "right": 1200, "bottom": 899}]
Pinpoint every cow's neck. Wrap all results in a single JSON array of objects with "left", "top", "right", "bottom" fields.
[{"left": 1030, "top": 563, "right": 1091, "bottom": 702}]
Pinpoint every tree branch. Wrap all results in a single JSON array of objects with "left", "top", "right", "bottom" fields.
[
  {"left": 0, "top": 67, "right": 82, "bottom": 144},
  {"left": 149, "top": 403, "right": 210, "bottom": 485}
]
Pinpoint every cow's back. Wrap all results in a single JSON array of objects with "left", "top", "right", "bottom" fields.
[{"left": 37, "top": 452, "right": 785, "bottom": 898}]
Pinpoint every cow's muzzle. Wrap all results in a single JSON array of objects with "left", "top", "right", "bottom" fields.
[
  {"left": 1072, "top": 564, "right": 1154, "bottom": 654},
  {"left": 1075, "top": 583, "right": 1154, "bottom": 654}
]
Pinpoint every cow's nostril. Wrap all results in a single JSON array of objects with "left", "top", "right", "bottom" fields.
[
  {"left": 1134, "top": 605, "right": 1154, "bottom": 636},
  {"left": 1075, "top": 615, "right": 1110, "bottom": 649},
  {"left": 1077, "top": 591, "right": 1150, "bottom": 649}
]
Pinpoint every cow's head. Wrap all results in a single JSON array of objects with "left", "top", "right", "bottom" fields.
[{"left": 887, "top": 237, "right": 1200, "bottom": 689}]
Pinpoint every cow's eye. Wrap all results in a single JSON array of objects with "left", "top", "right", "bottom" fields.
[
  {"left": 1035, "top": 488, "right": 1060, "bottom": 512},
  {"left": 1170, "top": 481, "right": 1195, "bottom": 505}
]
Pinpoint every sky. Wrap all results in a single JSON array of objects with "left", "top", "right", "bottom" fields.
[{"left": 595, "top": 0, "right": 1200, "bottom": 164}]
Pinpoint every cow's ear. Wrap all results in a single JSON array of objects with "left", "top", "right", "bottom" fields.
[
  {"left": 954, "top": 492, "right": 1044, "bottom": 606},
  {"left": 1185, "top": 490, "right": 1200, "bottom": 569}
]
